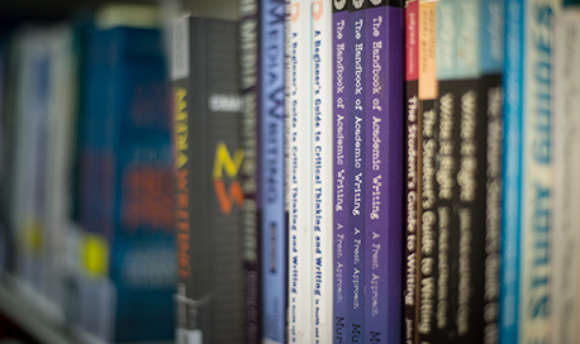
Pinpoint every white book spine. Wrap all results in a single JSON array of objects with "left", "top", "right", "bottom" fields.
[
  {"left": 520, "top": 0, "right": 560, "bottom": 342},
  {"left": 312, "top": 0, "right": 333, "bottom": 343},
  {"left": 45, "top": 27, "right": 75, "bottom": 313},
  {"left": 286, "top": 0, "right": 313, "bottom": 343},
  {"left": 551, "top": 9, "right": 580, "bottom": 344}
]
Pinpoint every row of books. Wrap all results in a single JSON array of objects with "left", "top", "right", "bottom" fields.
[
  {"left": 169, "top": 0, "right": 580, "bottom": 344},
  {"left": 0, "top": 6, "right": 175, "bottom": 343}
]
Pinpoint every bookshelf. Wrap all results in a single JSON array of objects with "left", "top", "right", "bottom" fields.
[
  {"left": 0, "top": 275, "right": 81, "bottom": 344},
  {"left": 0, "top": 0, "right": 242, "bottom": 342},
  {"left": 0, "top": 275, "right": 174, "bottom": 344}
]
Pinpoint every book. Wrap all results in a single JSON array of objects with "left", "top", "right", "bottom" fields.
[
  {"left": 240, "top": 0, "right": 261, "bottom": 342},
  {"left": 78, "top": 26, "right": 175, "bottom": 342},
  {"left": 10, "top": 28, "right": 73, "bottom": 320},
  {"left": 312, "top": 0, "right": 334, "bottom": 343},
  {"left": 44, "top": 26, "right": 77, "bottom": 322},
  {"left": 349, "top": 0, "right": 366, "bottom": 341},
  {"left": 363, "top": 0, "right": 404, "bottom": 343},
  {"left": 286, "top": 1, "right": 313, "bottom": 342},
  {"left": 478, "top": 1, "right": 504, "bottom": 343},
  {"left": 415, "top": 0, "right": 437, "bottom": 341},
  {"left": 171, "top": 16, "right": 246, "bottom": 344},
  {"left": 439, "top": 0, "right": 486, "bottom": 341},
  {"left": 333, "top": 0, "right": 353, "bottom": 342},
  {"left": 403, "top": 1, "right": 419, "bottom": 343},
  {"left": 551, "top": 7, "right": 580, "bottom": 344},
  {"left": 259, "top": 0, "right": 287, "bottom": 342},
  {"left": 500, "top": 0, "right": 560, "bottom": 343}
]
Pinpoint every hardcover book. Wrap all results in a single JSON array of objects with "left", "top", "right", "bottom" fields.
[
  {"left": 363, "top": 1, "right": 404, "bottom": 343},
  {"left": 171, "top": 16, "right": 246, "bottom": 344},
  {"left": 500, "top": 1, "right": 560, "bottom": 343}
]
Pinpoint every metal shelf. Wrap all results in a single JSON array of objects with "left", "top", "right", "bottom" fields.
[
  {"left": 0, "top": 276, "right": 173, "bottom": 344},
  {"left": 0, "top": 276, "right": 83, "bottom": 344}
]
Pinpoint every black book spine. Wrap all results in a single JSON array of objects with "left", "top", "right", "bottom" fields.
[
  {"left": 240, "top": 0, "right": 261, "bottom": 343},
  {"left": 481, "top": 73, "right": 502, "bottom": 344},
  {"left": 415, "top": 1, "right": 437, "bottom": 342},
  {"left": 172, "top": 16, "right": 212, "bottom": 344},
  {"left": 172, "top": 17, "right": 245, "bottom": 344}
]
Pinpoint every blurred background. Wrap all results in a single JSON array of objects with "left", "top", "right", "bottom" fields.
[{"left": 0, "top": 0, "right": 241, "bottom": 343}]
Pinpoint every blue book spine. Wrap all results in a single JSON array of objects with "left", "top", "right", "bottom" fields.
[
  {"left": 349, "top": 1, "right": 366, "bottom": 342},
  {"left": 501, "top": 1, "right": 559, "bottom": 343},
  {"left": 83, "top": 27, "right": 175, "bottom": 342},
  {"left": 363, "top": 1, "right": 404, "bottom": 343},
  {"left": 333, "top": 2, "right": 352, "bottom": 343},
  {"left": 261, "top": 0, "right": 287, "bottom": 343},
  {"left": 479, "top": 0, "right": 504, "bottom": 75},
  {"left": 499, "top": 0, "right": 524, "bottom": 342}
]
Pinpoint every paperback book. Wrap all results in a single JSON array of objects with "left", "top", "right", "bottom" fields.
[
  {"left": 551, "top": 6, "right": 580, "bottom": 344},
  {"left": 285, "top": 1, "right": 313, "bottom": 342},
  {"left": 500, "top": 1, "right": 560, "bottom": 343},
  {"left": 311, "top": 0, "right": 334, "bottom": 343},
  {"left": 333, "top": 0, "right": 353, "bottom": 342},
  {"left": 349, "top": 0, "right": 367, "bottom": 341},
  {"left": 171, "top": 16, "right": 246, "bottom": 344},
  {"left": 240, "top": 0, "right": 262, "bottom": 342},
  {"left": 259, "top": 0, "right": 287, "bottom": 343},
  {"left": 363, "top": 0, "right": 404, "bottom": 343},
  {"left": 415, "top": 0, "right": 437, "bottom": 341},
  {"left": 403, "top": 1, "right": 419, "bottom": 343}
]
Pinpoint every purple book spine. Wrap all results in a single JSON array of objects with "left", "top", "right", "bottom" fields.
[
  {"left": 363, "top": 3, "right": 404, "bottom": 343},
  {"left": 350, "top": 1, "right": 366, "bottom": 342},
  {"left": 333, "top": 4, "right": 352, "bottom": 344}
]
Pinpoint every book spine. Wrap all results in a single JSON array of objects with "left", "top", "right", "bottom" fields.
[
  {"left": 552, "top": 10, "right": 580, "bottom": 344},
  {"left": 349, "top": 0, "right": 366, "bottom": 342},
  {"left": 240, "top": 1, "right": 261, "bottom": 342},
  {"left": 479, "top": 1, "right": 504, "bottom": 343},
  {"left": 403, "top": 1, "right": 419, "bottom": 343},
  {"left": 260, "top": 0, "right": 287, "bottom": 343},
  {"left": 518, "top": 0, "right": 558, "bottom": 342},
  {"left": 449, "top": 1, "right": 486, "bottom": 342},
  {"left": 286, "top": 1, "right": 313, "bottom": 343},
  {"left": 363, "top": 1, "right": 404, "bottom": 343},
  {"left": 171, "top": 17, "right": 211, "bottom": 344},
  {"left": 499, "top": 0, "right": 524, "bottom": 341},
  {"left": 501, "top": 1, "right": 560, "bottom": 342},
  {"left": 312, "top": 0, "right": 333, "bottom": 343},
  {"left": 332, "top": 1, "right": 352, "bottom": 343},
  {"left": 416, "top": 0, "right": 437, "bottom": 342},
  {"left": 429, "top": 2, "right": 459, "bottom": 340}
]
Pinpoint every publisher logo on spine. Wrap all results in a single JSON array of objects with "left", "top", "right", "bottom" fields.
[
  {"left": 313, "top": 0, "right": 323, "bottom": 20},
  {"left": 353, "top": 0, "right": 363, "bottom": 9},
  {"left": 334, "top": 0, "right": 346, "bottom": 10},
  {"left": 290, "top": 2, "right": 300, "bottom": 22},
  {"left": 370, "top": 0, "right": 381, "bottom": 5}
]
